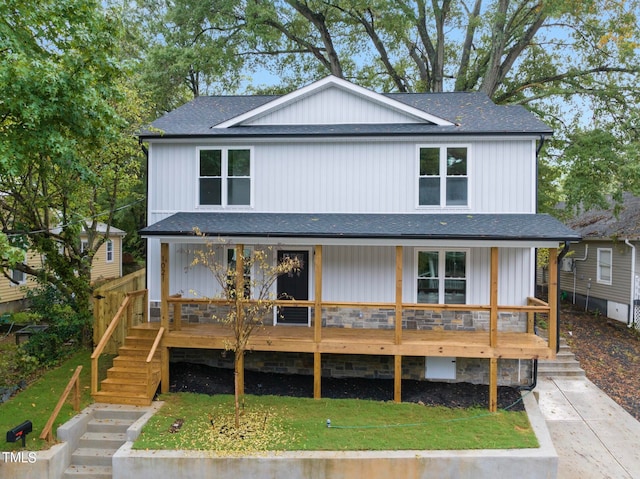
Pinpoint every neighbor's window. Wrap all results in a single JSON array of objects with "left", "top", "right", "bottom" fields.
[
  {"left": 10, "top": 252, "right": 27, "bottom": 286},
  {"left": 597, "top": 248, "right": 612, "bottom": 285},
  {"left": 106, "top": 240, "right": 114, "bottom": 263},
  {"left": 418, "top": 146, "right": 468, "bottom": 207},
  {"left": 199, "top": 148, "right": 251, "bottom": 206},
  {"left": 417, "top": 250, "right": 467, "bottom": 304}
]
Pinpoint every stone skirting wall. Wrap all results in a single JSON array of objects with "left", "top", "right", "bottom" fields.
[
  {"left": 150, "top": 302, "right": 527, "bottom": 332},
  {"left": 152, "top": 302, "right": 532, "bottom": 386},
  {"left": 170, "top": 349, "right": 533, "bottom": 387}
]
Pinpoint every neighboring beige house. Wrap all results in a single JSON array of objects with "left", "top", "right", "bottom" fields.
[
  {"left": 81, "top": 224, "right": 127, "bottom": 284},
  {"left": 0, "top": 224, "right": 126, "bottom": 314}
]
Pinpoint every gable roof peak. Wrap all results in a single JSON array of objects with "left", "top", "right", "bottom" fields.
[{"left": 213, "top": 75, "right": 454, "bottom": 128}]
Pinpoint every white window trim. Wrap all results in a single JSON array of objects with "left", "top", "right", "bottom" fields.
[
  {"left": 225, "top": 245, "right": 253, "bottom": 297},
  {"left": 596, "top": 248, "right": 612, "bottom": 285},
  {"left": 414, "top": 248, "right": 470, "bottom": 304},
  {"left": 196, "top": 146, "right": 254, "bottom": 209},
  {"left": 416, "top": 144, "right": 471, "bottom": 209},
  {"left": 106, "top": 239, "right": 114, "bottom": 263}
]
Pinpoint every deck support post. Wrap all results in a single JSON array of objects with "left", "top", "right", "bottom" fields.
[
  {"left": 161, "top": 346, "right": 169, "bottom": 393},
  {"left": 160, "top": 242, "right": 170, "bottom": 331},
  {"left": 548, "top": 247, "right": 558, "bottom": 354},
  {"left": 314, "top": 245, "right": 323, "bottom": 399},
  {"left": 394, "top": 355, "right": 402, "bottom": 403},
  {"left": 314, "top": 351, "right": 321, "bottom": 399},
  {"left": 394, "top": 246, "right": 403, "bottom": 402},
  {"left": 490, "top": 247, "right": 498, "bottom": 348},
  {"left": 489, "top": 357, "right": 498, "bottom": 412},
  {"left": 235, "top": 244, "right": 245, "bottom": 396}
]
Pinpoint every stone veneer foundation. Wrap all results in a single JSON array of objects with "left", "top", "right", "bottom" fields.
[{"left": 151, "top": 302, "right": 534, "bottom": 387}]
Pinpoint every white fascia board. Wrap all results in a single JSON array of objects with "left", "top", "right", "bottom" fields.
[
  {"left": 213, "top": 76, "right": 454, "bottom": 128},
  {"left": 142, "top": 235, "right": 561, "bottom": 249}
]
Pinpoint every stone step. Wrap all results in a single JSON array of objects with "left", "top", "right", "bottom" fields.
[
  {"left": 63, "top": 464, "right": 113, "bottom": 479},
  {"left": 79, "top": 432, "right": 127, "bottom": 449},
  {"left": 71, "top": 447, "right": 119, "bottom": 467},
  {"left": 538, "top": 339, "right": 585, "bottom": 378},
  {"left": 92, "top": 407, "right": 146, "bottom": 421},
  {"left": 86, "top": 418, "right": 135, "bottom": 434}
]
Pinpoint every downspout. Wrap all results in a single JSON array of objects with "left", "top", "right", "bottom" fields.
[
  {"left": 572, "top": 244, "right": 589, "bottom": 304},
  {"left": 522, "top": 135, "right": 546, "bottom": 392},
  {"left": 625, "top": 239, "right": 636, "bottom": 328},
  {"left": 557, "top": 242, "right": 571, "bottom": 353},
  {"left": 139, "top": 140, "right": 149, "bottom": 292}
]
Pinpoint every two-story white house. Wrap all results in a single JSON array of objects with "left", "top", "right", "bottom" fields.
[{"left": 115, "top": 76, "right": 578, "bottom": 409}]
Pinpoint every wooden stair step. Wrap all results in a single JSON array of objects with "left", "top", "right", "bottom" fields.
[{"left": 92, "top": 391, "right": 153, "bottom": 406}]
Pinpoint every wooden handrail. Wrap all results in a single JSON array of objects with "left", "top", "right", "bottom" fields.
[
  {"left": 127, "top": 289, "right": 148, "bottom": 298},
  {"left": 40, "top": 366, "right": 82, "bottom": 443},
  {"left": 146, "top": 327, "right": 165, "bottom": 363},
  {"left": 91, "top": 295, "right": 132, "bottom": 361},
  {"left": 527, "top": 296, "right": 549, "bottom": 307}
]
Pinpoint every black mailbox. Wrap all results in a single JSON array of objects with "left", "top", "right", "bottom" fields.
[{"left": 6, "top": 421, "right": 33, "bottom": 447}]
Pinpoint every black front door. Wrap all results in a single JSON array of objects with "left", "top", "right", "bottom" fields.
[{"left": 276, "top": 250, "right": 309, "bottom": 324}]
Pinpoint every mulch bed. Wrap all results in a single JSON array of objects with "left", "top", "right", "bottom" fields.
[
  {"left": 169, "top": 363, "right": 526, "bottom": 411},
  {"left": 561, "top": 305, "right": 640, "bottom": 420},
  {"left": 168, "top": 306, "right": 640, "bottom": 418}
]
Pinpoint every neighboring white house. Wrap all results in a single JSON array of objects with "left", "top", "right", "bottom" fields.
[
  {"left": 139, "top": 76, "right": 579, "bottom": 388},
  {"left": 560, "top": 193, "right": 640, "bottom": 328}
]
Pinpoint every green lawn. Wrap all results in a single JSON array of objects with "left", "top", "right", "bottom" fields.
[
  {"left": 134, "top": 392, "right": 538, "bottom": 453},
  {"left": 0, "top": 349, "right": 93, "bottom": 451}
]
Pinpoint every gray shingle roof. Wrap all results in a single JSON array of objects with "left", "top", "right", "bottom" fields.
[
  {"left": 567, "top": 193, "right": 640, "bottom": 240},
  {"left": 141, "top": 91, "right": 551, "bottom": 139},
  {"left": 141, "top": 212, "right": 579, "bottom": 242}
]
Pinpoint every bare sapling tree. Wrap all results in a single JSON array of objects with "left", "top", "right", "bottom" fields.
[{"left": 191, "top": 234, "right": 301, "bottom": 427}]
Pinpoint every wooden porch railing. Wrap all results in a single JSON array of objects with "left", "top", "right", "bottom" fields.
[
  {"left": 91, "top": 289, "right": 148, "bottom": 395},
  {"left": 165, "top": 296, "right": 553, "bottom": 346},
  {"left": 40, "top": 366, "right": 82, "bottom": 443}
]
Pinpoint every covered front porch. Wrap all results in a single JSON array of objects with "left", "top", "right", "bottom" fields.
[{"left": 149, "top": 242, "right": 559, "bottom": 412}]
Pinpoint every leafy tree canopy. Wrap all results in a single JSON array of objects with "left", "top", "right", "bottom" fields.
[{"left": 138, "top": 0, "right": 640, "bottom": 216}]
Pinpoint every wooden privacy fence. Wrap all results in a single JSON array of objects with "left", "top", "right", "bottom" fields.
[{"left": 93, "top": 269, "right": 146, "bottom": 353}]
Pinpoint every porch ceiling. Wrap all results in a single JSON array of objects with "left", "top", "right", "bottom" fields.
[{"left": 141, "top": 212, "right": 580, "bottom": 246}]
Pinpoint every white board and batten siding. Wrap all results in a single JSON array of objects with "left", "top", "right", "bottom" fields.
[
  {"left": 149, "top": 243, "right": 533, "bottom": 307},
  {"left": 148, "top": 138, "right": 536, "bottom": 217},
  {"left": 243, "top": 87, "right": 424, "bottom": 125}
]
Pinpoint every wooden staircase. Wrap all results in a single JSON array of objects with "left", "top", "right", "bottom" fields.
[{"left": 92, "top": 327, "right": 162, "bottom": 406}]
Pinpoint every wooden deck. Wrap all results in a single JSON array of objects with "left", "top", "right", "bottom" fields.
[{"left": 136, "top": 321, "right": 553, "bottom": 360}]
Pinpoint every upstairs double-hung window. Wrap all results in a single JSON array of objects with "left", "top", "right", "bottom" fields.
[
  {"left": 199, "top": 148, "right": 251, "bottom": 206},
  {"left": 418, "top": 146, "right": 468, "bottom": 207}
]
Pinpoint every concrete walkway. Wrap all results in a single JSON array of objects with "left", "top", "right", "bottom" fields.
[{"left": 535, "top": 376, "right": 640, "bottom": 478}]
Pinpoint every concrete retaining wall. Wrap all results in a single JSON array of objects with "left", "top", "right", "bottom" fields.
[{"left": 112, "top": 393, "right": 557, "bottom": 479}]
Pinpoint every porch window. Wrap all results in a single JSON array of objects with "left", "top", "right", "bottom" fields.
[
  {"left": 226, "top": 247, "right": 252, "bottom": 298},
  {"left": 199, "top": 148, "right": 251, "bottom": 206},
  {"left": 596, "top": 248, "right": 612, "bottom": 285},
  {"left": 418, "top": 146, "right": 468, "bottom": 207},
  {"left": 417, "top": 250, "right": 467, "bottom": 304}
]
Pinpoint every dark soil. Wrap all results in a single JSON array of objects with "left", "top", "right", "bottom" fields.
[
  {"left": 560, "top": 304, "right": 640, "bottom": 420},
  {"left": 169, "top": 362, "right": 526, "bottom": 411},
  {"left": 167, "top": 306, "right": 640, "bottom": 417}
]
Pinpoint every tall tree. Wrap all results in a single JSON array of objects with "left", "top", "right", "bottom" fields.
[
  {"left": 139, "top": 0, "right": 639, "bottom": 212},
  {"left": 0, "top": 0, "right": 144, "bottom": 322}
]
